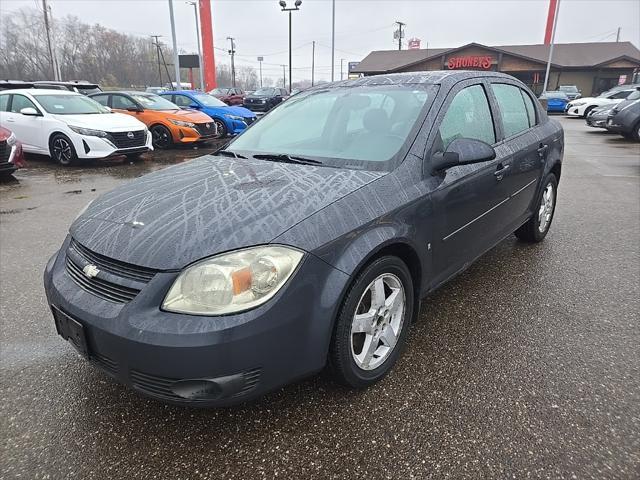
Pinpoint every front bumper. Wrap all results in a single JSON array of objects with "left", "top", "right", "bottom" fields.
[
  {"left": 243, "top": 102, "right": 270, "bottom": 113},
  {"left": 565, "top": 104, "right": 586, "bottom": 116},
  {"left": 73, "top": 130, "right": 154, "bottom": 160},
  {"left": 43, "top": 237, "right": 350, "bottom": 407}
]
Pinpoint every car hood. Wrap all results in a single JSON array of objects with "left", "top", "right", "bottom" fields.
[
  {"left": 219, "top": 105, "right": 255, "bottom": 118},
  {"left": 159, "top": 109, "right": 212, "bottom": 123},
  {"left": 53, "top": 112, "right": 146, "bottom": 131},
  {"left": 70, "top": 156, "right": 384, "bottom": 270},
  {"left": 245, "top": 94, "right": 273, "bottom": 99}
]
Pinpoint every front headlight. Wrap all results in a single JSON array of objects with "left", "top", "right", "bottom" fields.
[
  {"left": 68, "top": 125, "right": 109, "bottom": 137},
  {"left": 162, "top": 245, "right": 304, "bottom": 315},
  {"left": 224, "top": 114, "right": 245, "bottom": 121},
  {"left": 169, "top": 119, "right": 196, "bottom": 128},
  {"left": 6, "top": 132, "right": 16, "bottom": 146}
]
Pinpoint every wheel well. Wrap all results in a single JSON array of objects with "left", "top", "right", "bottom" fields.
[{"left": 550, "top": 162, "right": 562, "bottom": 181}]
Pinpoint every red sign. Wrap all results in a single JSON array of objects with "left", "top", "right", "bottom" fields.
[
  {"left": 408, "top": 38, "right": 421, "bottom": 50},
  {"left": 447, "top": 56, "right": 493, "bottom": 70}
]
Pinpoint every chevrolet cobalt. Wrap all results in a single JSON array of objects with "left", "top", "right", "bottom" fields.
[{"left": 44, "top": 71, "right": 564, "bottom": 406}]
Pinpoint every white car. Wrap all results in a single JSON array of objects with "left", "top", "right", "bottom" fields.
[
  {"left": 0, "top": 89, "right": 153, "bottom": 165},
  {"left": 565, "top": 86, "right": 638, "bottom": 118}
]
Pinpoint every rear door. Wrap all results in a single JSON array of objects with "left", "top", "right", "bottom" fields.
[
  {"left": 429, "top": 80, "right": 508, "bottom": 284},
  {"left": 489, "top": 82, "right": 547, "bottom": 231},
  {"left": 2, "top": 94, "right": 44, "bottom": 152}
]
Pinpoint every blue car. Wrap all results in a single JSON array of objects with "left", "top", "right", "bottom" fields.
[
  {"left": 161, "top": 91, "right": 257, "bottom": 137},
  {"left": 539, "top": 91, "right": 570, "bottom": 113}
]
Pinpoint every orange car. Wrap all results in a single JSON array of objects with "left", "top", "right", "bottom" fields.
[{"left": 89, "top": 91, "right": 217, "bottom": 148}]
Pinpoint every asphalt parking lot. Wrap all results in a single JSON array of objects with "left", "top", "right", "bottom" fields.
[{"left": 1, "top": 117, "right": 639, "bottom": 480}]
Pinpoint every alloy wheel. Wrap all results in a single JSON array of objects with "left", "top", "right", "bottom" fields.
[
  {"left": 350, "top": 273, "right": 406, "bottom": 371},
  {"left": 151, "top": 127, "right": 171, "bottom": 148},
  {"left": 213, "top": 119, "right": 227, "bottom": 138},
  {"left": 538, "top": 182, "right": 555, "bottom": 233},
  {"left": 53, "top": 138, "right": 72, "bottom": 165}
]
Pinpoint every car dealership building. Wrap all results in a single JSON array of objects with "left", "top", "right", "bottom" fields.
[{"left": 352, "top": 41, "right": 640, "bottom": 96}]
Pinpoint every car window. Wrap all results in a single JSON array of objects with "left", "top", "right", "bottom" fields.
[
  {"left": 112, "top": 95, "right": 138, "bottom": 110},
  {"left": 91, "top": 94, "right": 110, "bottom": 107},
  {"left": 492, "top": 83, "right": 531, "bottom": 138},
  {"left": 438, "top": 84, "right": 495, "bottom": 149},
  {"left": 521, "top": 90, "right": 537, "bottom": 127},
  {"left": 612, "top": 90, "right": 633, "bottom": 99},
  {"left": 10, "top": 94, "right": 38, "bottom": 113},
  {"left": 173, "top": 95, "right": 194, "bottom": 107},
  {"left": 0, "top": 94, "right": 9, "bottom": 112}
]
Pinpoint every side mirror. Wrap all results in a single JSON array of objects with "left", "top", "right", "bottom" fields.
[
  {"left": 20, "top": 107, "right": 39, "bottom": 116},
  {"left": 103, "top": 106, "right": 112, "bottom": 113},
  {"left": 126, "top": 106, "right": 142, "bottom": 112},
  {"left": 189, "top": 103, "right": 200, "bottom": 109},
  {"left": 431, "top": 138, "right": 496, "bottom": 173}
]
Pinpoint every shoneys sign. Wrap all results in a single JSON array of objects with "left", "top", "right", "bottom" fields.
[{"left": 447, "top": 55, "right": 493, "bottom": 70}]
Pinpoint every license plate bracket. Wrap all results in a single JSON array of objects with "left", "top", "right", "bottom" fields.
[{"left": 52, "top": 306, "right": 89, "bottom": 359}]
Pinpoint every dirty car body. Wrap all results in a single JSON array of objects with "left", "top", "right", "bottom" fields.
[{"left": 44, "top": 71, "right": 564, "bottom": 406}]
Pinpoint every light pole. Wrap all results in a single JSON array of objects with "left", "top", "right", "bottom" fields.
[
  {"left": 186, "top": 1, "right": 205, "bottom": 91},
  {"left": 257, "top": 56, "right": 264, "bottom": 87},
  {"left": 279, "top": 0, "right": 301, "bottom": 93},
  {"left": 340, "top": 58, "right": 345, "bottom": 80},
  {"left": 168, "top": 0, "right": 181, "bottom": 89},
  {"left": 331, "top": 0, "right": 335, "bottom": 82}
]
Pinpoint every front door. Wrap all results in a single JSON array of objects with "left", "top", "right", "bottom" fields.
[
  {"left": 2, "top": 94, "right": 44, "bottom": 152},
  {"left": 428, "top": 81, "right": 510, "bottom": 286}
]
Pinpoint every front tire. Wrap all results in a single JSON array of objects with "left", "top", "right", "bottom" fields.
[
  {"left": 329, "top": 256, "right": 414, "bottom": 388},
  {"left": 150, "top": 125, "right": 172, "bottom": 149},
  {"left": 582, "top": 105, "right": 595, "bottom": 118},
  {"left": 515, "top": 173, "right": 558, "bottom": 243},
  {"left": 213, "top": 118, "right": 228, "bottom": 138},
  {"left": 50, "top": 134, "right": 78, "bottom": 166}
]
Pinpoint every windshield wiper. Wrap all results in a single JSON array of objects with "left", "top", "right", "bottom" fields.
[
  {"left": 216, "top": 150, "right": 247, "bottom": 159},
  {"left": 252, "top": 153, "right": 323, "bottom": 166}
]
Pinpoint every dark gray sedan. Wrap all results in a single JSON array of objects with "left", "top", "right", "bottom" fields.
[{"left": 44, "top": 71, "right": 564, "bottom": 406}]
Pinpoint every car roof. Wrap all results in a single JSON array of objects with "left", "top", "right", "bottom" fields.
[
  {"left": 0, "top": 88, "right": 80, "bottom": 96},
  {"left": 161, "top": 90, "right": 198, "bottom": 95},
  {"left": 305, "top": 70, "right": 523, "bottom": 93},
  {"left": 34, "top": 80, "right": 99, "bottom": 88}
]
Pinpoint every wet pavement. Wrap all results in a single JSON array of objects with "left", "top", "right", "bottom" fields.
[{"left": 1, "top": 118, "right": 639, "bottom": 479}]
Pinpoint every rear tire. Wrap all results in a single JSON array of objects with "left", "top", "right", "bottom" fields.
[
  {"left": 515, "top": 173, "right": 558, "bottom": 243},
  {"left": 50, "top": 133, "right": 78, "bottom": 166},
  {"left": 329, "top": 256, "right": 414, "bottom": 389}
]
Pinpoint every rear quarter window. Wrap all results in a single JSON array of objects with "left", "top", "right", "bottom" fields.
[{"left": 492, "top": 83, "right": 531, "bottom": 138}]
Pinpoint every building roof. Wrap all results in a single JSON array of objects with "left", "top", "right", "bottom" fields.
[{"left": 353, "top": 41, "right": 640, "bottom": 73}]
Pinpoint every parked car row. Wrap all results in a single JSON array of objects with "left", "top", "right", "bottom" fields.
[
  {"left": 209, "top": 86, "right": 290, "bottom": 113},
  {"left": 585, "top": 88, "right": 640, "bottom": 141}
]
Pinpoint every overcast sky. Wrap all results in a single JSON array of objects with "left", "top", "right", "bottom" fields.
[{"left": 2, "top": 0, "right": 639, "bottom": 83}]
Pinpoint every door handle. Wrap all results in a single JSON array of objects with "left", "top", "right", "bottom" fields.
[
  {"left": 494, "top": 164, "right": 510, "bottom": 180},
  {"left": 537, "top": 143, "right": 549, "bottom": 158}
]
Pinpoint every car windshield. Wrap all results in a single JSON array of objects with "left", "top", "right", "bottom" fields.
[
  {"left": 211, "top": 88, "right": 231, "bottom": 95},
  {"left": 541, "top": 92, "right": 568, "bottom": 99},
  {"left": 130, "top": 93, "right": 178, "bottom": 110},
  {"left": 559, "top": 86, "right": 578, "bottom": 93},
  {"left": 35, "top": 94, "right": 109, "bottom": 114},
  {"left": 626, "top": 89, "right": 640, "bottom": 101},
  {"left": 228, "top": 85, "right": 434, "bottom": 170},
  {"left": 253, "top": 88, "right": 277, "bottom": 96},
  {"left": 192, "top": 93, "right": 227, "bottom": 107}
]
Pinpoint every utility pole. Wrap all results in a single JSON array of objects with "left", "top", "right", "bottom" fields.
[
  {"left": 257, "top": 56, "right": 263, "bottom": 88},
  {"left": 311, "top": 41, "right": 315, "bottom": 86},
  {"left": 281, "top": 64, "right": 286, "bottom": 88},
  {"left": 187, "top": 1, "right": 205, "bottom": 90},
  {"left": 227, "top": 37, "right": 236, "bottom": 87},
  {"left": 42, "top": 0, "right": 59, "bottom": 80},
  {"left": 340, "top": 58, "right": 345, "bottom": 80},
  {"left": 168, "top": 0, "right": 181, "bottom": 89},
  {"left": 331, "top": 0, "right": 335, "bottom": 81},
  {"left": 395, "top": 21, "right": 406, "bottom": 50},
  {"left": 616, "top": 27, "right": 621, "bottom": 42},
  {"left": 151, "top": 35, "right": 163, "bottom": 86},
  {"left": 542, "top": 0, "right": 560, "bottom": 93}
]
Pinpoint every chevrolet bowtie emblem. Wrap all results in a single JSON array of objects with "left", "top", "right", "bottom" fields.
[{"left": 82, "top": 264, "right": 100, "bottom": 279}]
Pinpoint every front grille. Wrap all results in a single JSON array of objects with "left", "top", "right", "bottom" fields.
[
  {"left": 0, "top": 140, "right": 9, "bottom": 163},
  {"left": 69, "top": 239, "right": 156, "bottom": 282},
  {"left": 65, "top": 239, "right": 157, "bottom": 303},
  {"left": 194, "top": 122, "right": 216, "bottom": 137},
  {"left": 130, "top": 368, "right": 262, "bottom": 403},
  {"left": 92, "top": 353, "right": 118, "bottom": 375},
  {"left": 65, "top": 256, "right": 140, "bottom": 303},
  {"left": 108, "top": 130, "right": 146, "bottom": 149}
]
